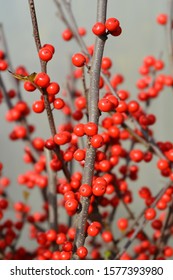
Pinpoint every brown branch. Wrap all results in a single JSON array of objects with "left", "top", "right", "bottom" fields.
[
  {"left": 28, "top": 0, "right": 71, "bottom": 183},
  {"left": 28, "top": 0, "right": 68, "bottom": 233},
  {"left": 73, "top": 0, "right": 108, "bottom": 258}
]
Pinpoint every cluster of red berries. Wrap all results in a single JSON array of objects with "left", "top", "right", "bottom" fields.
[
  {"left": 1, "top": 4, "right": 173, "bottom": 261},
  {"left": 92, "top": 17, "right": 122, "bottom": 37}
]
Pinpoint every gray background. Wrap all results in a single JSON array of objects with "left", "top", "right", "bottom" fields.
[{"left": 0, "top": 0, "right": 172, "bottom": 249}]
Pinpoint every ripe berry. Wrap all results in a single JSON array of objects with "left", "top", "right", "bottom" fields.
[
  {"left": 32, "top": 137, "right": 45, "bottom": 150},
  {"left": 92, "top": 183, "right": 106, "bottom": 196},
  {"left": 73, "top": 149, "right": 85, "bottom": 161},
  {"left": 65, "top": 199, "right": 78, "bottom": 212},
  {"left": 163, "top": 246, "right": 173, "bottom": 258},
  {"left": 156, "top": 14, "right": 167, "bottom": 25},
  {"left": 128, "top": 100, "right": 140, "bottom": 113},
  {"left": 75, "top": 96, "right": 86, "bottom": 110},
  {"left": 101, "top": 231, "right": 113, "bottom": 243},
  {"left": 62, "top": 241, "right": 73, "bottom": 252},
  {"left": 166, "top": 149, "right": 173, "bottom": 161},
  {"left": 78, "top": 27, "right": 86, "bottom": 36},
  {"left": 116, "top": 101, "right": 128, "bottom": 113},
  {"left": 77, "top": 246, "right": 88, "bottom": 259},
  {"left": 129, "top": 150, "right": 144, "bottom": 162},
  {"left": 46, "top": 229, "right": 57, "bottom": 242},
  {"left": 54, "top": 132, "right": 71, "bottom": 145},
  {"left": 32, "top": 100, "right": 45, "bottom": 113},
  {"left": 73, "top": 123, "right": 85, "bottom": 137},
  {"left": 62, "top": 29, "right": 73, "bottom": 41},
  {"left": 90, "top": 134, "right": 104, "bottom": 148},
  {"left": 117, "top": 218, "right": 128, "bottom": 230},
  {"left": 42, "top": 44, "right": 55, "bottom": 54},
  {"left": 79, "top": 184, "right": 92, "bottom": 197},
  {"left": 92, "top": 22, "right": 106, "bottom": 36},
  {"left": 0, "top": 60, "right": 8, "bottom": 71},
  {"left": 157, "top": 159, "right": 169, "bottom": 170},
  {"left": 38, "top": 47, "right": 53, "bottom": 62},
  {"left": 144, "top": 208, "right": 156, "bottom": 220},
  {"left": 56, "top": 233, "right": 66, "bottom": 245},
  {"left": 24, "top": 81, "right": 36, "bottom": 92},
  {"left": 72, "top": 53, "right": 86, "bottom": 67},
  {"left": 34, "top": 72, "right": 50, "bottom": 88},
  {"left": 46, "top": 82, "right": 60, "bottom": 95},
  {"left": 105, "top": 17, "right": 120, "bottom": 32},
  {"left": 87, "top": 224, "right": 99, "bottom": 237},
  {"left": 101, "top": 57, "right": 112, "bottom": 70},
  {"left": 98, "top": 98, "right": 113, "bottom": 112},
  {"left": 53, "top": 98, "right": 65, "bottom": 110},
  {"left": 84, "top": 122, "right": 98, "bottom": 136}
]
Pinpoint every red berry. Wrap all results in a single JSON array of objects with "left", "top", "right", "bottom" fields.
[
  {"left": 92, "top": 183, "right": 106, "bottom": 196},
  {"left": 53, "top": 98, "right": 65, "bottom": 109},
  {"left": 130, "top": 150, "right": 144, "bottom": 162},
  {"left": 72, "top": 53, "right": 86, "bottom": 67},
  {"left": 90, "top": 134, "right": 104, "bottom": 148},
  {"left": 46, "top": 229, "right": 57, "bottom": 242},
  {"left": 62, "top": 241, "right": 73, "bottom": 252},
  {"left": 32, "top": 100, "right": 45, "bottom": 113},
  {"left": 157, "top": 159, "right": 169, "bottom": 170},
  {"left": 73, "top": 123, "right": 85, "bottom": 137},
  {"left": 78, "top": 27, "right": 86, "bottom": 36},
  {"left": 84, "top": 122, "right": 98, "bottom": 136},
  {"left": 101, "top": 231, "right": 113, "bottom": 243},
  {"left": 0, "top": 60, "right": 8, "bottom": 71},
  {"left": 87, "top": 224, "right": 99, "bottom": 236},
  {"left": 34, "top": 72, "right": 50, "bottom": 87},
  {"left": 46, "top": 82, "right": 60, "bottom": 95},
  {"left": 92, "top": 22, "right": 106, "bottom": 36},
  {"left": 163, "top": 246, "right": 173, "bottom": 258},
  {"left": 24, "top": 81, "right": 36, "bottom": 92},
  {"left": 56, "top": 233, "right": 66, "bottom": 245},
  {"left": 156, "top": 14, "right": 167, "bottom": 25},
  {"left": 105, "top": 17, "right": 120, "bottom": 32},
  {"left": 73, "top": 149, "right": 85, "bottom": 161},
  {"left": 38, "top": 47, "right": 53, "bottom": 62},
  {"left": 42, "top": 44, "right": 55, "bottom": 54},
  {"left": 98, "top": 98, "right": 114, "bottom": 112},
  {"left": 79, "top": 184, "right": 92, "bottom": 197},
  {"left": 166, "top": 149, "right": 173, "bottom": 161},
  {"left": 117, "top": 218, "right": 128, "bottom": 230},
  {"left": 101, "top": 57, "right": 112, "bottom": 70},
  {"left": 62, "top": 29, "right": 73, "bottom": 41},
  {"left": 144, "top": 208, "right": 156, "bottom": 220},
  {"left": 54, "top": 132, "right": 71, "bottom": 145},
  {"left": 65, "top": 199, "right": 78, "bottom": 212},
  {"left": 128, "top": 100, "right": 140, "bottom": 113},
  {"left": 77, "top": 246, "right": 88, "bottom": 259}
]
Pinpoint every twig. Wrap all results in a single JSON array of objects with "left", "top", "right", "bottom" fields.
[
  {"left": 28, "top": 0, "right": 59, "bottom": 233},
  {"left": 73, "top": 0, "right": 108, "bottom": 258},
  {"left": 28, "top": 0, "right": 71, "bottom": 182}
]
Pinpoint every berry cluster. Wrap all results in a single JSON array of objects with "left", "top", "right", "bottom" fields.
[{"left": 0, "top": 2, "right": 173, "bottom": 261}]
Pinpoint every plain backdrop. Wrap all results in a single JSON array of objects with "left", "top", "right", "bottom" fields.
[{"left": 0, "top": 0, "right": 172, "bottom": 249}]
